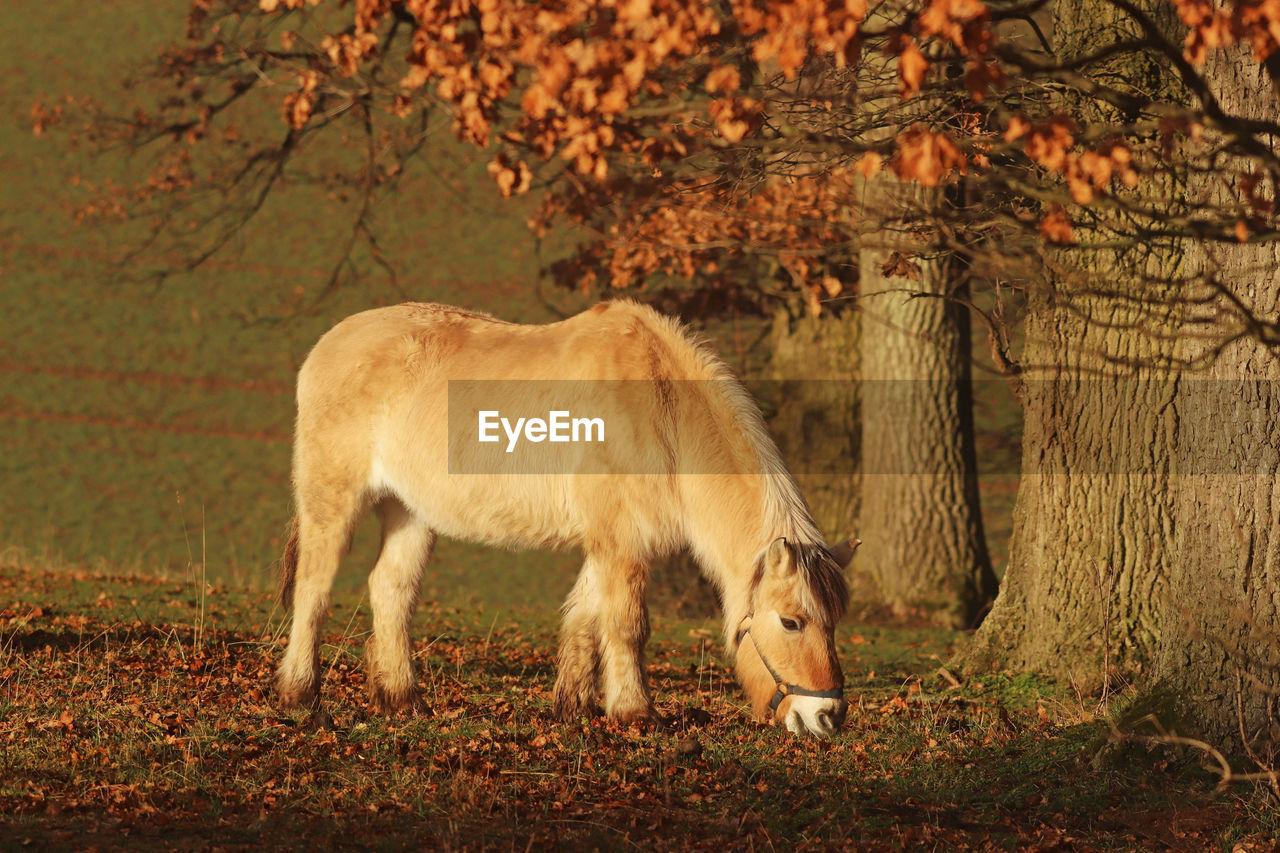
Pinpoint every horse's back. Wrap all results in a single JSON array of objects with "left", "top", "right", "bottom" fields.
[{"left": 301, "top": 300, "right": 688, "bottom": 387}]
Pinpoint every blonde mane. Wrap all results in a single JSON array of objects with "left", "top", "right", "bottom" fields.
[{"left": 622, "top": 304, "right": 849, "bottom": 628}]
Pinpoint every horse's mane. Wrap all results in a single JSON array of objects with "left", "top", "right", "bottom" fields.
[
  {"left": 752, "top": 540, "right": 850, "bottom": 626},
  {"left": 622, "top": 302, "right": 850, "bottom": 625}
]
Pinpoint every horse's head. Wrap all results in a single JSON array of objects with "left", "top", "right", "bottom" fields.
[{"left": 735, "top": 537, "right": 857, "bottom": 738}]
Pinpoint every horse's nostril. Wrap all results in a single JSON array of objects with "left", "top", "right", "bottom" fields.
[{"left": 822, "top": 702, "right": 848, "bottom": 732}]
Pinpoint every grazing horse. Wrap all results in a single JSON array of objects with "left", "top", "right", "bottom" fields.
[{"left": 276, "top": 301, "right": 855, "bottom": 737}]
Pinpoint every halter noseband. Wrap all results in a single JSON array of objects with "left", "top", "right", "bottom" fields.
[{"left": 735, "top": 616, "right": 844, "bottom": 713}]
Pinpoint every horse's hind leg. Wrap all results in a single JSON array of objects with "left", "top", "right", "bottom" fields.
[
  {"left": 552, "top": 562, "right": 602, "bottom": 720},
  {"left": 365, "top": 499, "right": 434, "bottom": 714},
  {"left": 277, "top": 493, "right": 363, "bottom": 710}
]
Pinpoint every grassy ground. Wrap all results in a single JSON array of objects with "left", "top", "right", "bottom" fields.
[{"left": 2, "top": 562, "right": 1275, "bottom": 851}]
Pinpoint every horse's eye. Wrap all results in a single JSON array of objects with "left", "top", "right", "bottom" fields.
[{"left": 780, "top": 616, "right": 803, "bottom": 632}]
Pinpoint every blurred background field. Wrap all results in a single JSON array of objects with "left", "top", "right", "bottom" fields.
[{"left": 0, "top": 0, "right": 1020, "bottom": 617}]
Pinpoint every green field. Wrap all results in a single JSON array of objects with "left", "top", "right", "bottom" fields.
[{"left": 0, "top": 0, "right": 604, "bottom": 609}]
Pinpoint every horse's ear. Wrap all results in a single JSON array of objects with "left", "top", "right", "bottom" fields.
[
  {"left": 765, "top": 537, "right": 794, "bottom": 578},
  {"left": 830, "top": 537, "right": 861, "bottom": 569}
]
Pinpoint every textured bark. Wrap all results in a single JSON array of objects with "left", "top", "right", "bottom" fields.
[
  {"left": 959, "top": 288, "right": 1177, "bottom": 681},
  {"left": 964, "top": 20, "right": 1280, "bottom": 752},
  {"left": 856, "top": 178, "right": 996, "bottom": 628},
  {"left": 959, "top": 0, "right": 1182, "bottom": 680},
  {"left": 1155, "top": 44, "right": 1280, "bottom": 750}
]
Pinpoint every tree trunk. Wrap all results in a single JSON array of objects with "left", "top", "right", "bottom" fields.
[
  {"left": 959, "top": 0, "right": 1183, "bottom": 681},
  {"left": 856, "top": 178, "right": 996, "bottom": 628},
  {"left": 1155, "top": 43, "right": 1280, "bottom": 751},
  {"left": 958, "top": 285, "right": 1177, "bottom": 681}
]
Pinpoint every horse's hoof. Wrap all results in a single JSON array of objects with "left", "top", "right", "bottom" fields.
[
  {"left": 554, "top": 704, "right": 603, "bottom": 722},
  {"left": 369, "top": 683, "right": 428, "bottom": 716},
  {"left": 276, "top": 678, "right": 318, "bottom": 711},
  {"left": 612, "top": 708, "right": 659, "bottom": 729},
  {"left": 307, "top": 708, "right": 334, "bottom": 731},
  {"left": 552, "top": 689, "right": 602, "bottom": 722}
]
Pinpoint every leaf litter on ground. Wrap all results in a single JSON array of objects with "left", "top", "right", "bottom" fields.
[{"left": 0, "top": 563, "right": 1274, "bottom": 851}]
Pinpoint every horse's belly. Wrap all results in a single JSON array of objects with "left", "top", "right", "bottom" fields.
[{"left": 387, "top": 469, "right": 585, "bottom": 551}]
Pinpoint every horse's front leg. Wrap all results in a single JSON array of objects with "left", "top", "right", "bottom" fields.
[{"left": 594, "top": 556, "right": 654, "bottom": 724}]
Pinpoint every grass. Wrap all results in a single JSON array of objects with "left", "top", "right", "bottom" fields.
[{"left": 2, "top": 561, "right": 1275, "bottom": 851}]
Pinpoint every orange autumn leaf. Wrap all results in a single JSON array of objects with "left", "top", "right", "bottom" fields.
[
  {"left": 964, "top": 62, "right": 1005, "bottom": 103},
  {"left": 487, "top": 156, "right": 532, "bottom": 197},
  {"left": 618, "top": 0, "right": 653, "bottom": 23},
  {"left": 1040, "top": 205, "right": 1075, "bottom": 244},
  {"left": 1239, "top": 171, "right": 1276, "bottom": 216},
  {"left": 856, "top": 152, "right": 884, "bottom": 178},
  {"left": 521, "top": 84, "right": 555, "bottom": 120},
  {"left": 899, "top": 42, "right": 929, "bottom": 98},
  {"left": 1065, "top": 156, "right": 1095, "bottom": 204},
  {"left": 1004, "top": 114, "right": 1031, "bottom": 142},
  {"left": 919, "top": 0, "right": 992, "bottom": 53},
  {"left": 705, "top": 65, "right": 741, "bottom": 95},
  {"left": 805, "top": 284, "right": 823, "bottom": 317},
  {"left": 708, "top": 97, "right": 760, "bottom": 143},
  {"left": 880, "top": 251, "right": 922, "bottom": 280},
  {"left": 282, "top": 91, "right": 313, "bottom": 130},
  {"left": 1173, "top": 0, "right": 1233, "bottom": 63},
  {"left": 891, "top": 125, "right": 965, "bottom": 187},
  {"left": 1023, "top": 116, "right": 1076, "bottom": 172}
]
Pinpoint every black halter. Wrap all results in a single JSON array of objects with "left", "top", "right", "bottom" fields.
[{"left": 735, "top": 616, "right": 844, "bottom": 713}]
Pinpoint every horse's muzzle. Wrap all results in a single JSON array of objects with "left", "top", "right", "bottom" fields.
[{"left": 785, "top": 694, "right": 848, "bottom": 738}]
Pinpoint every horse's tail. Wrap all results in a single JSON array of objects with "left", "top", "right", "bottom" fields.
[{"left": 277, "top": 516, "right": 300, "bottom": 610}]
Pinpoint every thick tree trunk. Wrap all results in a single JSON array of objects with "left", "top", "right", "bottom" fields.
[
  {"left": 1163, "top": 378, "right": 1280, "bottom": 748},
  {"left": 1155, "top": 44, "right": 1280, "bottom": 750},
  {"left": 856, "top": 178, "right": 996, "bottom": 628},
  {"left": 958, "top": 0, "right": 1182, "bottom": 684},
  {"left": 959, "top": 288, "right": 1177, "bottom": 681}
]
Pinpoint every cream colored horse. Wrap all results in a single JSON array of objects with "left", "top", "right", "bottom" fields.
[{"left": 276, "top": 301, "right": 855, "bottom": 737}]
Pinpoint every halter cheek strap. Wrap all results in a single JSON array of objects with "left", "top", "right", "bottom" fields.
[{"left": 735, "top": 617, "right": 844, "bottom": 713}]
